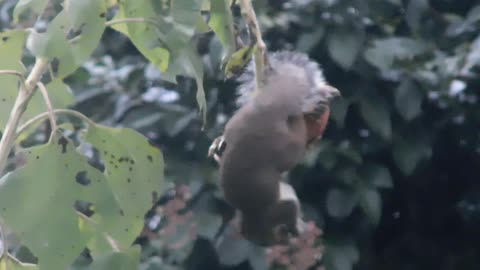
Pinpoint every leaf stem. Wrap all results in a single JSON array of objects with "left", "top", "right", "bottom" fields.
[
  {"left": 238, "top": 0, "right": 267, "bottom": 88},
  {"left": 36, "top": 82, "right": 57, "bottom": 142},
  {"left": 0, "top": 70, "right": 25, "bottom": 82},
  {"left": 0, "top": 58, "right": 49, "bottom": 176},
  {"left": 16, "top": 109, "right": 95, "bottom": 138},
  {"left": 105, "top": 17, "right": 160, "bottom": 28}
]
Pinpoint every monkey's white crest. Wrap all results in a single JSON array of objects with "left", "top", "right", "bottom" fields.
[{"left": 236, "top": 50, "right": 340, "bottom": 113}]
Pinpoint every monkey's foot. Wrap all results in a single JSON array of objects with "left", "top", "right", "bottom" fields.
[{"left": 208, "top": 135, "right": 226, "bottom": 163}]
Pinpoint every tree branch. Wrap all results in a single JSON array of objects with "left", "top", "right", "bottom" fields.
[{"left": 0, "top": 58, "right": 49, "bottom": 175}]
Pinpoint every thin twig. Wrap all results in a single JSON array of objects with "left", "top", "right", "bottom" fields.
[
  {"left": 238, "top": 0, "right": 267, "bottom": 87},
  {"left": 0, "top": 58, "right": 49, "bottom": 175},
  {"left": 0, "top": 70, "right": 24, "bottom": 81},
  {"left": 105, "top": 17, "right": 160, "bottom": 28},
  {"left": 36, "top": 82, "right": 57, "bottom": 142},
  {"left": 16, "top": 109, "right": 95, "bottom": 138}
]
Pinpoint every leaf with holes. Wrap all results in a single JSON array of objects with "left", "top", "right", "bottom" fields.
[
  {"left": 0, "top": 130, "right": 164, "bottom": 268},
  {"left": 26, "top": 0, "right": 106, "bottom": 78},
  {"left": 0, "top": 138, "right": 101, "bottom": 269},
  {"left": 0, "top": 30, "right": 27, "bottom": 131},
  {"left": 83, "top": 124, "right": 164, "bottom": 248}
]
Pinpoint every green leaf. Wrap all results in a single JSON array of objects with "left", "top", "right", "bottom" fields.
[
  {"left": 0, "top": 30, "right": 28, "bottom": 131},
  {"left": 26, "top": 13, "right": 70, "bottom": 59},
  {"left": 364, "top": 38, "right": 428, "bottom": 71},
  {"left": 111, "top": 0, "right": 207, "bottom": 123},
  {"left": 362, "top": 163, "right": 393, "bottom": 189},
  {"left": 393, "top": 134, "right": 432, "bottom": 175},
  {"left": 0, "top": 140, "right": 98, "bottom": 269},
  {"left": 395, "top": 79, "right": 423, "bottom": 121},
  {"left": 208, "top": 0, "right": 235, "bottom": 56},
  {"left": 0, "top": 256, "right": 39, "bottom": 270},
  {"left": 13, "top": 0, "right": 49, "bottom": 23},
  {"left": 224, "top": 45, "right": 256, "bottom": 78},
  {"left": 84, "top": 124, "right": 165, "bottom": 246},
  {"left": 57, "top": 0, "right": 107, "bottom": 78},
  {"left": 163, "top": 46, "right": 207, "bottom": 124},
  {"left": 0, "top": 127, "right": 164, "bottom": 268},
  {"left": 86, "top": 246, "right": 140, "bottom": 270},
  {"left": 110, "top": 2, "right": 170, "bottom": 72},
  {"left": 26, "top": 0, "right": 106, "bottom": 78},
  {"left": 359, "top": 188, "right": 382, "bottom": 225},
  {"left": 359, "top": 96, "right": 391, "bottom": 140},
  {"left": 327, "top": 27, "right": 364, "bottom": 70},
  {"left": 326, "top": 188, "right": 358, "bottom": 218}
]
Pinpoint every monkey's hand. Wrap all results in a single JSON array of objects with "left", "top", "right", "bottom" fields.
[{"left": 208, "top": 135, "right": 226, "bottom": 163}]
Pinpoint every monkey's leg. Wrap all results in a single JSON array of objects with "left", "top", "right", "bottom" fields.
[
  {"left": 278, "top": 182, "right": 307, "bottom": 233},
  {"left": 267, "top": 200, "right": 300, "bottom": 244}
]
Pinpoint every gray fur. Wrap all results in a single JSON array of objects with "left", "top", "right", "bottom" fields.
[{"left": 236, "top": 51, "right": 339, "bottom": 113}]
